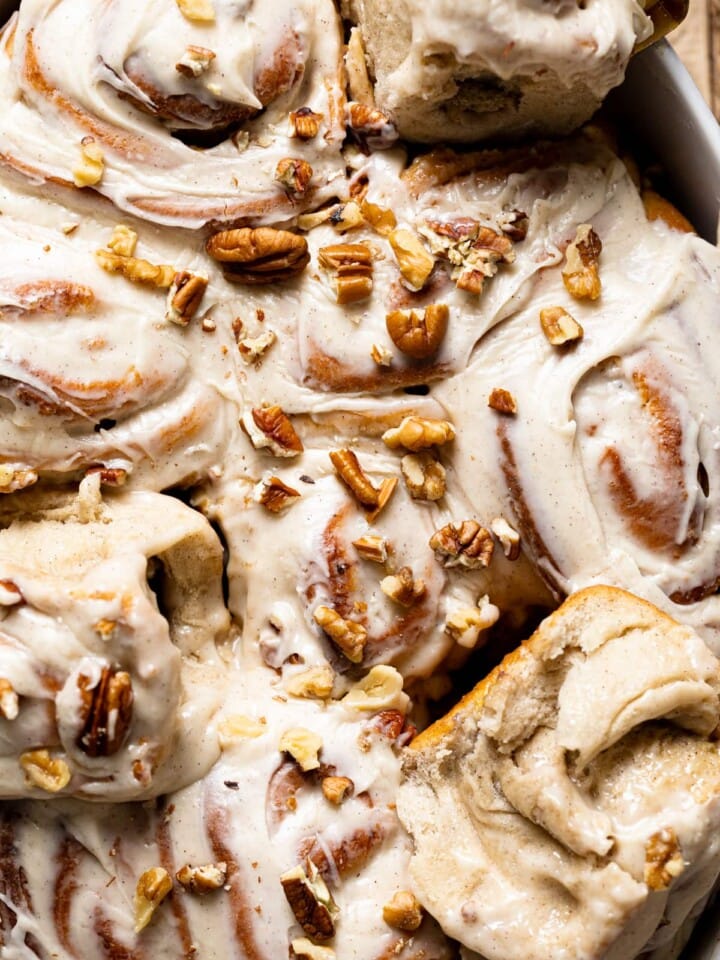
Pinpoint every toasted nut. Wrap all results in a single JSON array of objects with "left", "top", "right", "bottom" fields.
[
  {"left": 281, "top": 862, "right": 338, "bottom": 941},
  {"left": 107, "top": 225, "right": 137, "bottom": 257},
  {"left": 383, "top": 890, "right": 424, "bottom": 931},
  {"left": 20, "top": 750, "right": 71, "bottom": 793},
  {"left": 218, "top": 714, "right": 266, "bottom": 748},
  {"left": 445, "top": 596, "right": 500, "bottom": 649},
  {"left": 73, "top": 137, "right": 104, "bottom": 187},
  {"left": 134, "top": 867, "right": 173, "bottom": 933},
  {"left": 345, "top": 27, "right": 374, "bottom": 105},
  {"left": 645, "top": 828, "right": 685, "bottom": 891},
  {"left": 342, "top": 665, "right": 409, "bottom": 713},
  {"left": 370, "top": 343, "right": 393, "bottom": 367},
  {"left": 291, "top": 939, "right": 336, "bottom": 960},
  {"left": 358, "top": 201, "right": 396, "bottom": 240},
  {"left": 322, "top": 775, "right": 354, "bottom": 805},
  {"left": 176, "top": 862, "right": 227, "bottom": 894},
  {"left": 77, "top": 667, "right": 133, "bottom": 758},
  {"left": 562, "top": 224, "right": 602, "bottom": 301},
  {"left": 430, "top": 520, "right": 494, "bottom": 569},
  {"left": 498, "top": 209, "right": 530, "bottom": 242},
  {"left": 243, "top": 405, "right": 303, "bottom": 457},
  {"left": 206, "top": 228, "right": 309, "bottom": 284},
  {"left": 488, "top": 388, "right": 517, "bottom": 415},
  {"left": 386, "top": 303, "right": 448, "bottom": 360},
  {"left": 369, "top": 477, "right": 398, "bottom": 522},
  {"left": 421, "top": 219, "right": 514, "bottom": 294},
  {"left": 313, "top": 605, "right": 367, "bottom": 664},
  {"left": 96, "top": 249, "right": 175, "bottom": 289},
  {"left": 290, "top": 107, "right": 323, "bottom": 140},
  {"left": 256, "top": 476, "right": 301, "bottom": 514},
  {"left": 318, "top": 242, "right": 373, "bottom": 305},
  {"left": 275, "top": 158, "right": 313, "bottom": 199},
  {"left": 238, "top": 330, "right": 276, "bottom": 364},
  {"left": 539, "top": 306, "right": 584, "bottom": 346},
  {"left": 329, "top": 449, "right": 381, "bottom": 508},
  {"left": 490, "top": 516, "right": 521, "bottom": 560},
  {"left": 388, "top": 229, "right": 434, "bottom": 291},
  {"left": 285, "top": 665, "right": 335, "bottom": 700},
  {"left": 347, "top": 101, "right": 398, "bottom": 148},
  {"left": 381, "top": 567, "right": 426, "bottom": 607},
  {"left": 279, "top": 728, "right": 323, "bottom": 772},
  {"left": 176, "top": 45, "right": 216, "bottom": 77},
  {"left": 166, "top": 271, "right": 208, "bottom": 326},
  {"left": 328, "top": 201, "right": 365, "bottom": 234},
  {"left": 0, "top": 678, "right": 18, "bottom": 719},
  {"left": 352, "top": 535, "right": 388, "bottom": 564},
  {"left": 0, "top": 466, "right": 37, "bottom": 494},
  {"left": 401, "top": 453, "right": 446, "bottom": 501},
  {"left": 175, "top": 0, "right": 215, "bottom": 22},
  {"left": 382, "top": 416, "right": 455, "bottom": 451}
]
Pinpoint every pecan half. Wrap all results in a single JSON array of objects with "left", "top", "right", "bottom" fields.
[
  {"left": 314, "top": 605, "right": 367, "bottom": 663},
  {"left": 280, "top": 862, "right": 338, "bottom": 941},
  {"left": 166, "top": 271, "right": 208, "bottom": 326},
  {"left": 386, "top": 303, "right": 448, "bottom": 359},
  {"left": 206, "top": 228, "right": 309, "bottom": 284},
  {"left": 77, "top": 667, "right": 133, "bottom": 758},
  {"left": 318, "top": 242, "right": 373, "bottom": 304},
  {"left": 329, "top": 449, "right": 381, "bottom": 507},
  {"left": 430, "top": 520, "right": 494, "bottom": 569},
  {"left": 243, "top": 405, "right": 303, "bottom": 457},
  {"left": 562, "top": 224, "right": 602, "bottom": 301}
]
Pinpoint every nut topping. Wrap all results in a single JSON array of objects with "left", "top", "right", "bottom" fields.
[
  {"left": 291, "top": 939, "right": 336, "bottom": 960},
  {"left": 96, "top": 248, "right": 175, "bottom": 289},
  {"left": 386, "top": 303, "right": 449, "bottom": 359},
  {"left": 370, "top": 342, "right": 393, "bottom": 367},
  {"left": 243, "top": 405, "right": 304, "bottom": 457},
  {"left": 342, "top": 665, "right": 409, "bottom": 713},
  {"left": 206, "top": 228, "right": 309, "bottom": 285},
  {"left": 490, "top": 516, "right": 521, "bottom": 560},
  {"left": 134, "top": 867, "right": 173, "bottom": 933},
  {"left": 176, "top": 45, "right": 216, "bottom": 77},
  {"left": 256, "top": 476, "right": 301, "bottom": 514},
  {"left": 382, "top": 416, "right": 455, "bottom": 452},
  {"left": 498, "top": 209, "right": 530, "bottom": 242},
  {"left": 539, "top": 305, "right": 584, "bottom": 346},
  {"left": 321, "top": 775, "right": 354, "bottom": 805},
  {"left": 107, "top": 224, "right": 137, "bottom": 258},
  {"left": 280, "top": 861, "right": 338, "bottom": 941},
  {"left": 20, "top": 750, "right": 71, "bottom": 793},
  {"left": 361, "top": 199, "right": 397, "bottom": 237},
  {"left": 352, "top": 534, "right": 389, "bottom": 564},
  {"left": 77, "top": 667, "right": 133, "bottom": 758},
  {"left": 73, "top": 137, "right": 104, "bottom": 188},
  {"left": 381, "top": 567, "right": 426, "bottom": 607},
  {"left": 382, "top": 890, "right": 424, "bottom": 931},
  {"left": 445, "top": 596, "right": 500, "bottom": 649},
  {"left": 285, "top": 665, "right": 335, "bottom": 700},
  {"left": 421, "top": 219, "right": 514, "bottom": 294},
  {"left": 318, "top": 242, "right": 373, "bottom": 305},
  {"left": 401, "top": 452, "right": 446, "bottom": 501},
  {"left": 562, "top": 224, "right": 602, "bottom": 301},
  {"left": 645, "top": 827, "right": 685, "bottom": 891},
  {"left": 329, "top": 449, "right": 382, "bottom": 508},
  {"left": 347, "top": 101, "right": 398, "bottom": 149},
  {"left": 275, "top": 158, "right": 313, "bottom": 199},
  {"left": 279, "top": 728, "right": 323, "bottom": 771},
  {"left": 218, "top": 714, "right": 266, "bottom": 747},
  {"left": 289, "top": 107, "right": 323, "bottom": 141},
  {"left": 166, "top": 271, "right": 208, "bottom": 326},
  {"left": 345, "top": 27, "right": 374, "bottom": 105},
  {"left": 0, "top": 678, "right": 18, "bottom": 720},
  {"left": 430, "top": 520, "right": 494, "bottom": 569},
  {"left": 314, "top": 605, "right": 367, "bottom": 664},
  {"left": 488, "top": 388, "right": 517, "bottom": 415},
  {"left": 238, "top": 330, "right": 276, "bottom": 365},
  {"left": 176, "top": 862, "right": 227, "bottom": 894},
  {"left": 0, "top": 466, "right": 38, "bottom": 494},
  {"left": 175, "top": 0, "right": 215, "bottom": 22},
  {"left": 388, "top": 229, "right": 434, "bottom": 291}
]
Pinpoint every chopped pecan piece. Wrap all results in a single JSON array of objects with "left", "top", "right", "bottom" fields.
[
  {"left": 285, "top": 665, "right": 335, "bottom": 700},
  {"left": 206, "top": 228, "right": 309, "bottom": 284},
  {"left": 96, "top": 249, "right": 175, "bottom": 289},
  {"left": 166, "top": 271, "right": 208, "bottom": 326},
  {"left": 430, "top": 520, "right": 494, "bottom": 569},
  {"left": 498, "top": 209, "right": 529, "bottom": 242},
  {"left": 275, "top": 158, "right": 313, "bottom": 199},
  {"left": 256, "top": 476, "right": 301, "bottom": 514},
  {"left": 562, "top": 224, "right": 602, "bottom": 301},
  {"left": 280, "top": 862, "right": 338, "bottom": 942},
  {"left": 134, "top": 867, "right": 173, "bottom": 933},
  {"left": 381, "top": 567, "right": 426, "bottom": 607},
  {"left": 328, "top": 201, "right": 365, "bottom": 233},
  {"left": 0, "top": 678, "right": 18, "bottom": 720},
  {"left": 238, "top": 330, "right": 276, "bottom": 364},
  {"left": 342, "top": 665, "right": 409, "bottom": 713},
  {"left": 382, "top": 416, "right": 455, "bottom": 451},
  {"left": 421, "top": 219, "right": 514, "bottom": 294},
  {"left": 107, "top": 224, "right": 137, "bottom": 257},
  {"left": 322, "top": 775, "right": 354, "bottom": 805},
  {"left": 539, "top": 306, "right": 584, "bottom": 346},
  {"left": 73, "top": 136, "right": 104, "bottom": 188},
  {"left": 77, "top": 667, "right": 133, "bottom": 757},
  {"left": 401, "top": 452, "right": 446, "bottom": 501},
  {"left": 389, "top": 229, "right": 434, "bottom": 291},
  {"left": 314, "top": 605, "right": 367, "bottom": 664},
  {"left": 290, "top": 107, "right": 323, "bottom": 140},
  {"left": 318, "top": 242, "right": 373, "bottom": 305},
  {"left": 645, "top": 828, "right": 685, "bottom": 891},
  {"left": 386, "top": 303, "right": 448, "bottom": 359},
  {"left": 20, "top": 750, "right": 71, "bottom": 793},
  {"left": 243, "top": 405, "right": 303, "bottom": 457},
  {"left": 383, "top": 890, "right": 424, "bottom": 931},
  {"left": 361, "top": 199, "right": 397, "bottom": 237},
  {"left": 488, "top": 388, "right": 517, "bottom": 415},
  {"left": 490, "top": 516, "right": 521, "bottom": 560},
  {"left": 370, "top": 342, "right": 393, "bottom": 367},
  {"left": 445, "top": 596, "right": 500, "bottom": 648},
  {"left": 176, "top": 862, "right": 227, "bottom": 894},
  {"left": 352, "top": 534, "right": 388, "bottom": 564},
  {"left": 346, "top": 101, "right": 398, "bottom": 149},
  {"left": 176, "top": 45, "right": 216, "bottom": 77}
]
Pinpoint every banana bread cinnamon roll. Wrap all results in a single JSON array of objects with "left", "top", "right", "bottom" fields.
[
  {"left": 0, "top": 0, "right": 346, "bottom": 228},
  {"left": 398, "top": 586, "right": 720, "bottom": 960}
]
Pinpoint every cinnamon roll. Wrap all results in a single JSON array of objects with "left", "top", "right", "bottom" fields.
[
  {"left": 0, "top": 0, "right": 346, "bottom": 228},
  {"left": 0, "top": 481, "right": 229, "bottom": 801},
  {"left": 398, "top": 586, "right": 720, "bottom": 960}
]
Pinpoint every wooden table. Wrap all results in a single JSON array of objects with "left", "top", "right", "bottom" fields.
[{"left": 670, "top": 0, "right": 719, "bottom": 116}]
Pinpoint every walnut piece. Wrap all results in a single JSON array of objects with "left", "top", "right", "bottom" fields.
[
  {"left": 256, "top": 476, "right": 301, "bottom": 514},
  {"left": 352, "top": 534, "right": 388, "bottom": 564},
  {"left": 322, "top": 775, "right": 354, "bottom": 805},
  {"left": 166, "top": 271, "right": 208, "bottom": 326},
  {"left": 285, "top": 665, "right": 335, "bottom": 700},
  {"left": 445, "top": 596, "right": 500, "bottom": 649},
  {"left": 290, "top": 107, "right": 323, "bottom": 140},
  {"left": 176, "top": 45, "right": 216, "bottom": 77},
  {"left": 318, "top": 242, "right": 373, "bottom": 305},
  {"left": 20, "top": 750, "right": 71, "bottom": 793},
  {"left": 314, "top": 605, "right": 367, "bottom": 663},
  {"left": 382, "top": 890, "right": 424, "bottom": 931},
  {"left": 238, "top": 330, "right": 276, "bottom": 365},
  {"left": 206, "top": 228, "right": 309, "bottom": 284},
  {"left": 176, "top": 862, "right": 227, "bottom": 894},
  {"left": 134, "top": 867, "right": 173, "bottom": 933},
  {"left": 645, "top": 828, "right": 685, "bottom": 891},
  {"left": 175, "top": 0, "right": 215, "bottom": 22},
  {"left": 342, "top": 665, "right": 409, "bottom": 713},
  {"left": 328, "top": 201, "right": 365, "bottom": 234},
  {"left": 539, "top": 306, "right": 584, "bottom": 346},
  {"left": 0, "top": 466, "right": 38, "bottom": 494},
  {"left": 107, "top": 224, "right": 137, "bottom": 257},
  {"left": 0, "top": 678, "right": 18, "bottom": 720},
  {"left": 280, "top": 728, "right": 323, "bottom": 771},
  {"left": 280, "top": 862, "right": 338, "bottom": 941},
  {"left": 382, "top": 416, "right": 455, "bottom": 452},
  {"left": 488, "top": 388, "right": 517, "bottom": 415},
  {"left": 490, "top": 516, "right": 521, "bottom": 560},
  {"left": 361, "top": 199, "right": 397, "bottom": 237},
  {"left": 243, "top": 405, "right": 304, "bottom": 457},
  {"left": 381, "top": 567, "right": 426, "bottom": 607},
  {"left": 218, "top": 714, "right": 266, "bottom": 747},
  {"left": 386, "top": 303, "right": 448, "bottom": 360},
  {"left": 96, "top": 249, "right": 175, "bottom": 289},
  {"left": 401, "top": 452, "right": 446, "bottom": 501},
  {"left": 73, "top": 137, "right": 104, "bottom": 188},
  {"left": 430, "top": 520, "right": 494, "bottom": 569},
  {"left": 562, "top": 224, "right": 602, "bottom": 301},
  {"left": 388, "top": 229, "right": 434, "bottom": 291},
  {"left": 275, "top": 158, "right": 313, "bottom": 199},
  {"left": 77, "top": 667, "right": 133, "bottom": 758}
]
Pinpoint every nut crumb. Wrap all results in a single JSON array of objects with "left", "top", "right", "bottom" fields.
[{"left": 487, "top": 388, "right": 517, "bottom": 415}]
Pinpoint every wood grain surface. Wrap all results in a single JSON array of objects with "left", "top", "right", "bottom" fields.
[{"left": 670, "top": 0, "right": 719, "bottom": 116}]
